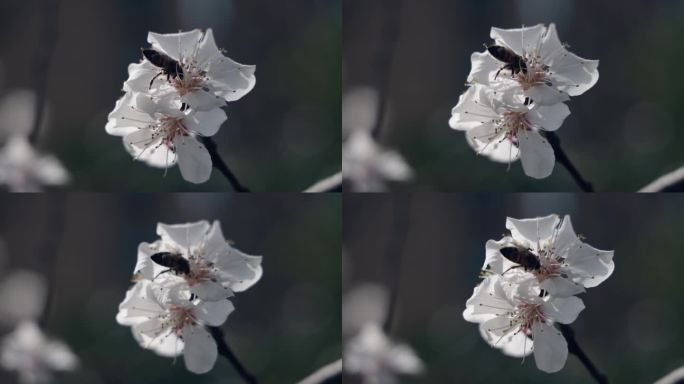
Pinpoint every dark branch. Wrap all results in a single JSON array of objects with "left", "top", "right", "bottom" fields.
[
  {"left": 200, "top": 137, "right": 251, "bottom": 192},
  {"left": 304, "top": 171, "right": 342, "bottom": 193},
  {"left": 639, "top": 165, "right": 684, "bottom": 192},
  {"left": 558, "top": 324, "right": 608, "bottom": 384},
  {"left": 369, "top": 0, "right": 403, "bottom": 139},
  {"left": 29, "top": 0, "right": 60, "bottom": 144},
  {"left": 38, "top": 193, "right": 67, "bottom": 328},
  {"left": 545, "top": 132, "right": 594, "bottom": 192},
  {"left": 208, "top": 326, "right": 258, "bottom": 384},
  {"left": 296, "top": 359, "right": 342, "bottom": 384},
  {"left": 382, "top": 195, "right": 412, "bottom": 333}
]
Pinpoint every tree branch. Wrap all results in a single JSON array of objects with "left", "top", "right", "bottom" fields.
[
  {"left": 28, "top": 0, "right": 60, "bottom": 144},
  {"left": 369, "top": 0, "right": 403, "bottom": 139},
  {"left": 545, "top": 132, "right": 594, "bottom": 192},
  {"left": 200, "top": 137, "right": 251, "bottom": 192},
  {"left": 654, "top": 366, "right": 684, "bottom": 384},
  {"left": 558, "top": 324, "right": 608, "bottom": 384},
  {"left": 382, "top": 195, "right": 412, "bottom": 334},
  {"left": 38, "top": 193, "right": 67, "bottom": 328},
  {"left": 208, "top": 326, "right": 258, "bottom": 384},
  {"left": 304, "top": 171, "right": 342, "bottom": 193},
  {"left": 639, "top": 165, "right": 684, "bottom": 192},
  {"left": 296, "top": 359, "right": 342, "bottom": 384}
]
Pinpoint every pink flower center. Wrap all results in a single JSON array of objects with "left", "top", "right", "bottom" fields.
[
  {"left": 182, "top": 250, "right": 216, "bottom": 287},
  {"left": 501, "top": 110, "right": 531, "bottom": 142},
  {"left": 156, "top": 115, "right": 189, "bottom": 148},
  {"left": 516, "top": 302, "right": 546, "bottom": 336},
  {"left": 167, "top": 305, "right": 196, "bottom": 334},
  {"left": 170, "top": 59, "right": 206, "bottom": 96},
  {"left": 514, "top": 56, "right": 550, "bottom": 91}
]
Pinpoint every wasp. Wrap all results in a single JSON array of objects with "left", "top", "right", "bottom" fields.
[
  {"left": 486, "top": 45, "right": 527, "bottom": 79},
  {"left": 151, "top": 251, "right": 191, "bottom": 278},
  {"left": 141, "top": 48, "right": 184, "bottom": 89},
  {"left": 499, "top": 245, "right": 541, "bottom": 272}
]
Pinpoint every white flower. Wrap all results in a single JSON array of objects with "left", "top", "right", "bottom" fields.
[
  {"left": 105, "top": 92, "right": 226, "bottom": 183},
  {"left": 124, "top": 29, "right": 256, "bottom": 111},
  {"left": 345, "top": 323, "right": 423, "bottom": 384},
  {"left": 133, "top": 221, "right": 263, "bottom": 301},
  {"left": 0, "top": 321, "right": 78, "bottom": 384},
  {"left": 484, "top": 214, "right": 615, "bottom": 296},
  {"left": 464, "top": 275, "right": 584, "bottom": 373},
  {"left": 0, "top": 270, "right": 47, "bottom": 326},
  {"left": 0, "top": 135, "right": 69, "bottom": 192},
  {"left": 450, "top": 85, "right": 569, "bottom": 178},
  {"left": 116, "top": 280, "right": 233, "bottom": 374},
  {"left": 342, "top": 130, "right": 413, "bottom": 192},
  {"left": 468, "top": 24, "right": 599, "bottom": 105}
]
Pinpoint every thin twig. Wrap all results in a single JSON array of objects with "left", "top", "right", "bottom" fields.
[
  {"left": 545, "top": 132, "right": 594, "bottom": 192},
  {"left": 200, "top": 137, "right": 251, "bottom": 192},
  {"left": 558, "top": 324, "right": 608, "bottom": 384},
  {"left": 382, "top": 195, "right": 412, "bottom": 334},
  {"left": 304, "top": 171, "right": 342, "bottom": 193},
  {"left": 296, "top": 359, "right": 342, "bottom": 384},
  {"left": 208, "top": 326, "right": 258, "bottom": 384},
  {"left": 654, "top": 366, "right": 684, "bottom": 384},
  {"left": 37, "top": 193, "right": 67, "bottom": 328},
  {"left": 639, "top": 165, "right": 684, "bottom": 192},
  {"left": 369, "top": 0, "right": 403, "bottom": 139},
  {"left": 28, "top": 0, "right": 60, "bottom": 144}
]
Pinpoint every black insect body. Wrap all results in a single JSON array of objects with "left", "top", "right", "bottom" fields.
[
  {"left": 151, "top": 252, "right": 191, "bottom": 278},
  {"left": 141, "top": 48, "right": 184, "bottom": 88},
  {"left": 487, "top": 45, "right": 527, "bottom": 79},
  {"left": 499, "top": 246, "right": 541, "bottom": 271}
]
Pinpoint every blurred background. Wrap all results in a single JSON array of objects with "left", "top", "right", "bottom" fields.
[
  {"left": 0, "top": 0, "right": 340, "bottom": 191},
  {"left": 344, "top": 193, "right": 684, "bottom": 383},
  {"left": 0, "top": 193, "right": 341, "bottom": 383},
  {"left": 343, "top": 0, "right": 684, "bottom": 191}
]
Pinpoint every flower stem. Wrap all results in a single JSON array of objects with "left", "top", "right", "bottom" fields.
[
  {"left": 38, "top": 194, "right": 67, "bottom": 328},
  {"left": 382, "top": 195, "right": 412, "bottom": 333},
  {"left": 296, "top": 359, "right": 342, "bottom": 384},
  {"left": 304, "top": 171, "right": 342, "bottom": 193},
  {"left": 545, "top": 132, "right": 594, "bottom": 192},
  {"left": 29, "top": 0, "right": 59, "bottom": 144},
  {"left": 370, "top": 0, "right": 403, "bottom": 139},
  {"left": 208, "top": 326, "right": 258, "bottom": 384},
  {"left": 558, "top": 324, "right": 608, "bottom": 384},
  {"left": 200, "top": 137, "right": 251, "bottom": 192}
]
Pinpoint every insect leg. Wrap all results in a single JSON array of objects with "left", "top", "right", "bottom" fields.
[
  {"left": 149, "top": 72, "right": 163, "bottom": 89},
  {"left": 153, "top": 269, "right": 172, "bottom": 281}
]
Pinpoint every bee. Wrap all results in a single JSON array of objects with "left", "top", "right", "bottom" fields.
[
  {"left": 499, "top": 245, "right": 541, "bottom": 271},
  {"left": 151, "top": 251, "right": 191, "bottom": 278},
  {"left": 486, "top": 45, "right": 527, "bottom": 79},
  {"left": 141, "top": 48, "right": 184, "bottom": 89}
]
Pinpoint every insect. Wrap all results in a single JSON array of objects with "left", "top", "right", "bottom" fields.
[
  {"left": 486, "top": 45, "right": 527, "bottom": 79},
  {"left": 151, "top": 251, "right": 191, "bottom": 278},
  {"left": 141, "top": 48, "right": 184, "bottom": 89},
  {"left": 499, "top": 245, "right": 541, "bottom": 271}
]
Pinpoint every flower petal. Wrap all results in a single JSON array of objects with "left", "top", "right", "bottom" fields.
[
  {"left": 526, "top": 103, "right": 570, "bottom": 132},
  {"left": 540, "top": 276, "right": 585, "bottom": 297},
  {"left": 183, "top": 108, "right": 226, "bottom": 137},
  {"left": 182, "top": 325, "right": 217, "bottom": 374},
  {"left": 542, "top": 296, "right": 584, "bottom": 324},
  {"left": 157, "top": 221, "right": 210, "bottom": 250},
  {"left": 173, "top": 136, "right": 212, "bottom": 184},
  {"left": 532, "top": 322, "right": 567, "bottom": 373},
  {"left": 518, "top": 129, "right": 555, "bottom": 179},
  {"left": 467, "top": 51, "right": 500, "bottom": 84},
  {"left": 193, "top": 300, "right": 234, "bottom": 326},
  {"left": 506, "top": 214, "right": 560, "bottom": 247},
  {"left": 490, "top": 24, "right": 546, "bottom": 56},
  {"left": 148, "top": 30, "right": 204, "bottom": 61},
  {"left": 182, "top": 89, "right": 226, "bottom": 111},
  {"left": 526, "top": 84, "right": 569, "bottom": 105},
  {"left": 190, "top": 280, "right": 233, "bottom": 302}
]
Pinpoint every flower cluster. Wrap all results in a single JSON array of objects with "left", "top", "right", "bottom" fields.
[
  {"left": 106, "top": 30, "right": 256, "bottom": 184},
  {"left": 449, "top": 24, "right": 599, "bottom": 179},
  {"left": 463, "top": 214, "right": 614, "bottom": 373},
  {"left": 116, "top": 221, "right": 263, "bottom": 374}
]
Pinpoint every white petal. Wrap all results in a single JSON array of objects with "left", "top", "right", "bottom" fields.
[
  {"left": 182, "top": 325, "right": 217, "bottom": 374},
  {"left": 193, "top": 300, "right": 234, "bottom": 326},
  {"left": 206, "top": 60, "right": 256, "bottom": 102},
  {"left": 123, "top": 129, "right": 178, "bottom": 169},
  {"left": 490, "top": 24, "right": 546, "bottom": 56},
  {"left": 123, "top": 61, "right": 158, "bottom": 93},
  {"left": 469, "top": 135, "right": 521, "bottom": 164},
  {"left": 173, "top": 136, "right": 212, "bottom": 184},
  {"left": 183, "top": 108, "right": 226, "bottom": 137},
  {"left": 182, "top": 89, "right": 226, "bottom": 111},
  {"left": 148, "top": 30, "right": 204, "bottom": 61},
  {"left": 195, "top": 29, "right": 221, "bottom": 68},
  {"left": 42, "top": 340, "right": 78, "bottom": 370},
  {"left": 190, "top": 280, "right": 233, "bottom": 302},
  {"left": 499, "top": 331, "right": 534, "bottom": 358},
  {"left": 387, "top": 344, "right": 424, "bottom": 374},
  {"left": 518, "top": 129, "right": 555, "bottom": 179},
  {"left": 506, "top": 214, "right": 560, "bottom": 246},
  {"left": 467, "top": 51, "right": 499, "bottom": 84},
  {"left": 214, "top": 248, "right": 263, "bottom": 292},
  {"left": 526, "top": 103, "right": 570, "bottom": 132},
  {"left": 540, "top": 276, "right": 585, "bottom": 297},
  {"left": 106, "top": 93, "right": 152, "bottom": 136},
  {"left": 542, "top": 296, "right": 585, "bottom": 324},
  {"left": 157, "top": 221, "right": 210, "bottom": 250},
  {"left": 553, "top": 215, "right": 580, "bottom": 255},
  {"left": 526, "top": 84, "right": 570, "bottom": 105},
  {"left": 566, "top": 246, "right": 615, "bottom": 288},
  {"left": 532, "top": 322, "right": 567, "bottom": 373},
  {"left": 483, "top": 237, "right": 518, "bottom": 274},
  {"left": 481, "top": 315, "right": 515, "bottom": 337}
]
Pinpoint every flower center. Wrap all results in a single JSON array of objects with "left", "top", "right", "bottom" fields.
[
  {"left": 500, "top": 110, "right": 531, "bottom": 142},
  {"left": 183, "top": 249, "right": 216, "bottom": 286},
  {"left": 156, "top": 115, "right": 189, "bottom": 148},
  {"left": 166, "top": 305, "right": 196, "bottom": 334},
  {"left": 533, "top": 246, "right": 563, "bottom": 282},
  {"left": 515, "top": 301, "right": 545, "bottom": 335},
  {"left": 515, "top": 55, "right": 550, "bottom": 91},
  {"left": 170, "top": 58, "right": 207, "bottom": 96}
]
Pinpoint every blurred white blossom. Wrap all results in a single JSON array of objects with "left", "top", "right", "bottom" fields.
[
  {"left": 107, "top": 29, "right": 255, "bottom": 184},
  {"left": 342, "top": 130, "right": 413, "bottom": 192},
  {"left": 0, "top": 135, "right": 69, "bottom": 192},
  {"left": 345, "top": 323, "right": 423, "bottom": 384},
  {"left": 0, "top": 321, "right": 78, "bottom": 384},
  {"left": 0, "top": 270, "right": 47, "bottom": 326},
  {"left": 450, "top": 24, "right": 598, "bottom": 179},
  {"left": 117, "top": 220, "right": 262, "bottom": 374}
]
